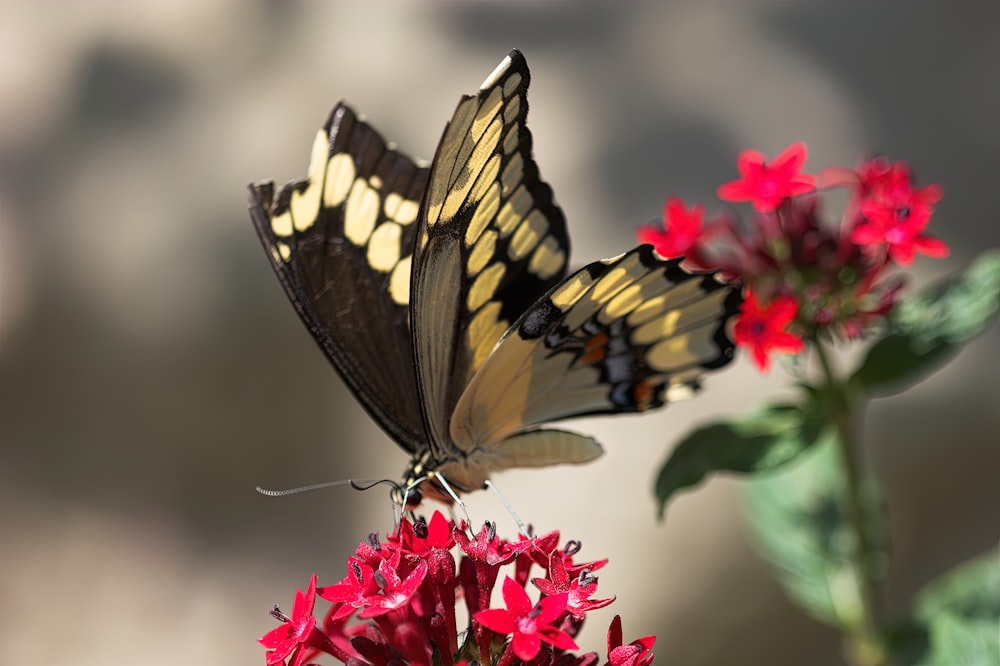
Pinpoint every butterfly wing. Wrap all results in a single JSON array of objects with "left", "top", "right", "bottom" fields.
[
  {"left": 410, "top": 49, "right": 570, "bottom": 453},
  {"left": 451, "top": 245, "right": 741, "bottom": 450},
  {"left": 248, "top": 103, "right": 429, "bottom": 453}
]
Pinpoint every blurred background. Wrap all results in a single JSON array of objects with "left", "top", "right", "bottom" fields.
[{"left": 1, "top": 3, "right": 998, "bottom": 665}]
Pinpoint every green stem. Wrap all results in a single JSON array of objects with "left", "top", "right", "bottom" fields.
[{"left": 813, "top": 341, "right": 888, "bottom": 666}]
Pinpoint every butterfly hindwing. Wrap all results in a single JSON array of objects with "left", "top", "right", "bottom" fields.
[
  {"left": 451, "top": 245, "right": 740, "bottom": 449},
  {"left": 248, "top": 103, "right": 429, "bottom": 453},
  {"left": 412, "top": 49, "right": 570, "bottom": 452}
]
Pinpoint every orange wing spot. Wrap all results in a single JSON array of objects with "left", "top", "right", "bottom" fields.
[
  {"left": 584, "top": 331, "right": 609, "bottom": 352},
  {"left": 579, "top": 347, "right": 606, "bottom": 364},
  {"left": 633, "top": 378, "right": 658, "bottom": 410}
]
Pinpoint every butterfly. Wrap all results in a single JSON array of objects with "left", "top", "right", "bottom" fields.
[{"left": 247, "top": 49, "right": 741, "bottom": 505}]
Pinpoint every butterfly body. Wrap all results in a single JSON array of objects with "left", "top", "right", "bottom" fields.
[{"left": 249, "top": 50, "right": 740, "bottom": 502}]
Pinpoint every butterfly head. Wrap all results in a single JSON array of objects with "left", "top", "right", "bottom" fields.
[{"left": 396, "top": 449, "right": 485, "bottom": 509}]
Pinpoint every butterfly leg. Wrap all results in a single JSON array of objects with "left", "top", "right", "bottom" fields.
[{"left": 429, "top": 472, "right": 474, "bottom": 531}]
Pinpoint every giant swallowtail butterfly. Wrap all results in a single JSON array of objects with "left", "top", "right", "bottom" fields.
[{"left": 248, "top": 50, "right": 740, "bottom": 504}]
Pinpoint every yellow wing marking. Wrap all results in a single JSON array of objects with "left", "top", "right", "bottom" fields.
[
  {"left": 631, "top": 282, "right": 726, "bottom": 342},
  {"left": 500, "top": 153, "right": 523, "bottom": 196},
  {"left": 471, "top": 88, "right": 503, "bottom": 145},
  {"left": 388, "top": 256, "right": 411, "bottom": 306},
  {"left": 528, "top": 236, "right": 567, "bottom": 281},
  {"left": 343, "top": 178, "right": 380, "bottom": 245},
  {"left": 503, "top": 94, "right": 521, "bottom": 123},
  {"left": 551, "top": 270, "right": 597, "bottom": 308},
  {"left": 496, "top": 185, "right": 531, "bottom": 237},
  {"left": 324, "top": 152, "right": 355, "bottom": 207},
  {"left": 441, "top": 117, "right": 503, "bottom": 221},
  {"left": 467, "top": 262, "right": 506, "bottom": 312},
  {"left": 276, "top": 241, "right": 291, "bottom": 262},
  {"left": 270, "top": 211, "right": 293, "bottom": 238},
  {"left": 367, "top": 222, "right": 402, "bottom": 272},
  {"left": 468, "top": 229, "right": 498, "bottom": 276},
  {"left": 508, "top": 210, "right": 547, "bottom": 261},
  {"left": 382, "top": 193, "right": 419, "bottom": 225},
  {"left": 289, "top": 130, "right": 329, "bottom": 232},
  {"left": 501, "top": 71, "right": 523, "bottom": 96},
  {"left": 468, "top": 154, "right": 502, "bottom": 210},
  {"left": 502, "top": 126, "right": 519, "bottom": 154},
  {"left": 466, "top": 301, "right": 508, "bottom": 371},
  {"left": 465, "top": 182, "right": 500, "bottom": 247}
]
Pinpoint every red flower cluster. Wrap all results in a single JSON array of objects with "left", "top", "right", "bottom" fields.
[
  {"left": 637, "top": 143, "right": 949, "bottom": 371},
  {"left": 259, "top": 513, "right": 652, "bottom": 666}
]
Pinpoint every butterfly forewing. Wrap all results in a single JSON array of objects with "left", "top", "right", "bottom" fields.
[
  {"left": 412, "top": 50, "right": 570, "bottom": 454},
  {"left": 451, "top": 246, "right": 740, "bottom": 449},
  {"left": 248, "top": 103, "right": 429, "bottom": 453}
]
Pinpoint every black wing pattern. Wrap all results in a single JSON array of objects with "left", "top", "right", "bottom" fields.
[
  {"left": 248, "top": 103, "right": 429, "bottom": 453},
  {"left": 411, "top": 50, "right": 571, "bottom": 454}
]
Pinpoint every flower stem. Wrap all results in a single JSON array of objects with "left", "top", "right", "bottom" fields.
[{"left": 813, "top": 341, "right": 888, "bottom": 666}]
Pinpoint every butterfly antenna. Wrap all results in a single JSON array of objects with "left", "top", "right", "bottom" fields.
[
  {"left": 430, "top": 472, "right": 474, "bottom": 531},
  {"left": 349, "top": 478, "right": 398, "bottom": 492},
  {"left": 484, "top": 480, "right": 528, "bottom": 536},
  {"left": 255, "top": 479, "right": 360, "bottom": 497}
]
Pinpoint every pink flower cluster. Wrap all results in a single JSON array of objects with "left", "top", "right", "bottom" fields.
[
  {"left": 260, "top": 513, "right": 654, "bottom": 666},
  {"left": 637, "top": 143, "right": 949, "bottom": 371}
]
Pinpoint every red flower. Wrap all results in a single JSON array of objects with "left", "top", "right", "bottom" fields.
[
  {"left": 475, "top": 577, "right": 580, "bottom": 661},
  {"left": 260, "top": 516, "right": 652, "bottom": 666},
  {"left": 360, "top": 548, "right": 428, "bottom": 617},
  {"left": 390, "top": 510, "right": 455, "bottom": 556},
  {"left": 605, "top": 615, "right": 655, "bottom": 666},
  {"left": 259, "top": 575, "right": 322, "bottom": 666},
  {"left": 319, "top": 556, "right": 379, "bottom": 621},
  {"left": 457, "top": 521, "right": 530, "bottom": 617},
  {"left": 637, "top": 197, "right": 705, "bottom": 259},
  {"left": 733, "top": 291, "right": 805, "bottom": 372},
  {"left": 533, "top": 554, "right": 613, "bottom": 620},
  {"left": 850, "top": 160, "right": 947, "bottom": 265},
  {"left": 717, "top": 142, "right": 815, "bottom": 213}
]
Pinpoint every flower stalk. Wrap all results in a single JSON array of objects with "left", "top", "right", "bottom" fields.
[{"left": 814, "top": 340, "right": 888, "bottom": 666}]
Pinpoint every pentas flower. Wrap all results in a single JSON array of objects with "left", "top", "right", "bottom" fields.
[
  {"left": 532, "top": 552, "right": 614, "bottom": 620},
  {"left": 259, "top": 513, "right": 652, "bottom": 666},
  {"left": 851, "top": 158, "right": 948, "bottom": 266},
  {"left": 261, "top": 574, "right": 340, "bottom": 666},
  {"left": 639, "top": 144, "right": 949, "bottom": 372},
  {"left": 717, "top": 142, "right": 815, "bottom": 213},
  {"left": 637, "top": 197, "right": 705, "bottom": 259},
  {"left": 606, "top": 616, "right": 655, "bottom": 666},
  {"left": 475, "top": 577, "right": 579, "bottom": 661},
  {"left": 733, "top": 291, "right": 805, "bottom": 372}
]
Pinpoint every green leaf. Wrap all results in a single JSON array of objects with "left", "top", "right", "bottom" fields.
[
  {"left": 923, "top": 614, "right": 999, "bottom": 666},
  {"left": 884, "top": 554, "right": 1000, "bottom": 665},
  {"left": 653, "top": 403, "right": 828, "bottom": 518},
  {"left": 852, "top": 250, "right": 1000, "bottom": 396},
  {"left": 894, "top": 250, "right": 1000, "bottom": 346},
  {"left": 851, "top": 334, "right": 957, "bottom": 395},
  {"left": 743, "top": 438, "right": 888, "bottom": 627},
  {"left": 915, "top": 552, "right": 1000, "bottom": 625}
]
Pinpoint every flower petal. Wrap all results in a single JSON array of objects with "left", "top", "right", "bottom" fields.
[{"left": 501, "top": 576, "right": 533, "bottom": 616}]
